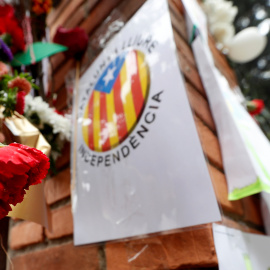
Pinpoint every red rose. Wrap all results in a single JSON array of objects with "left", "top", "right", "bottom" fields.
[
  {"left": 247, "top": 99, "right": 265, "bottom": 116},
  {"left": 0, "top": 143, "right": 50, "bottom": 219},
  {"left": 53, "top": 27, "right": 89, "bottom": 60}
]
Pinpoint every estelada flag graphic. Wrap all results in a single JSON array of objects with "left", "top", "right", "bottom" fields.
[{"left": 82, "top": 49, "right": 150, "bottom": 152}]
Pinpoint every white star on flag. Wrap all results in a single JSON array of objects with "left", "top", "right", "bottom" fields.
[{"left": 103, "top": 66, "right": 116, "bottom": 86}]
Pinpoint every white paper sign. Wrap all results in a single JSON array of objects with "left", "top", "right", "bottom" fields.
[
  {"left": 213, "top": 223, "right": 270, "bottom": 270},
  {"left": 72, "top": 0, "right": 221, "bottom": 245},
  {"left": 192, "top": 36, "right": 270, "bottom": 200}
]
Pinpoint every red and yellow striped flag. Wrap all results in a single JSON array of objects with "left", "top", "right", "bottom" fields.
[{"left": 82, "top": 49, "right": 150, "bottom": 152}]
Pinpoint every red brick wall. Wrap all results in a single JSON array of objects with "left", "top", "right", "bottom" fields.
[{"left": 7, "top": 1, "right": 264, "bottom": 269}]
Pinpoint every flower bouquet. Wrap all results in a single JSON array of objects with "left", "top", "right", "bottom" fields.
[{"left": 0, "top": 2, "right": 70, "bottom": 225}]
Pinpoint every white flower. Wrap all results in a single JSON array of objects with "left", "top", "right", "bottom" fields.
[
  {"left": 203, "top": 0, "right": 222, "bottom": 17},
  {"left": 211, "top": 6, "right": 237, "bottom": 25},
  {"left": 204, "top": 0, "right": 238, "bottom": 23},
  {"left": 47, "top": 112, "right": 71, "bottom": 141},
  {"left": 24, "top": 95, "right": 71, "bottom": 141},
  {"left": 210, "top": 22, "right": 235, "bottom": 45},
  {"left": 203, "top": 0, "right": 238, "bottom": 46}
]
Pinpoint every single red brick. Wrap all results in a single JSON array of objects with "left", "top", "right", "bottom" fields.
[
  {"left": 177, "top": 50, "right": 205, "bottom": 96},
  {"left": 55, "top": 86, "right": 68, "bottom": 111},
  {"left": 106, "top": 237, "right": 169, "bottom": 270},
  {"left": 106, "top": 242, "right": 130, "bottom": 270},
  {"left": 56, "top": 142, "right": 71, "bottom": 169},
  {"left": 160, "top": 225, "right": 218, "bottom": 268},
  {"left": 106, "top": 225, "right": 218, "bottom": 270},
  {"left": 50, "top": 53, "right": 65, "bottom": 74},
  {"left": 45, "top": 204, "right": 73, "bottom": 239},
  {"left": 173, "top": 31, "right": 196, "bottom": 67},
  {"left": 194, "top": 116, "right": 223, "bottom": 170},
  {"left": 168, "top": 0, "right": 185, "bottom": 15},
  {"left": 49, "top": 0, "right": 85, "bottom": 39},
  {"left": 65, "top": 0, "right": 100, "bottom": 29},
  {"left": 53, "top": 60, "right": 75, "bottom": 94},
  {"left": 80, "top": 0, "right": 122, "bottom": 35},
  {"left": 186, "top": 82, "right": 216, "bottom": 132},
  {"left": 169, "top": 6, "right": 188, "bottom": 42},
  {"left": 120, "top": 0, "right": 147, "bottom": 14},
  {"left": 45, "top": 168, "right": 71, "bottom": 205},
  {"left": 207, "top": 164, "right": 243, "bottom": 216},
  {"left": 10, "top": 242, "right": 100, "bottom": 270},
  {"left": 9, "top": 221, "right": 44, "bottom": 250},
  {"left": 125, "top": 238, "right": 169, "bottom": 269},
  {"left": 46, "top": 0, "right": 69, "bottom": 27}
]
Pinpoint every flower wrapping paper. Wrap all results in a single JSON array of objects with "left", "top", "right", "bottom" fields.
[{"left": 2, "top": 113, "right": 51, "bottom": 228}]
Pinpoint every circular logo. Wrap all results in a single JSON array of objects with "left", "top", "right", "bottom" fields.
[{"left": 82, "top": 49, "right": 150, "bottom": 152}]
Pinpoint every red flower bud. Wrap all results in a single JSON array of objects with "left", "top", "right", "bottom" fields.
[
  {"left": 247, "top": 99, "right": 265, "bottom": 116},
  {"left": 54, "top": 109, "right": 64, "bottom": 116},
  {"left": 53, "top": 26, "right": 89, "bottom": 60},
  {"left": 0, "top": 143, "right": 50, "bottom": 219},
  {"left": 15, "top": 91, "right": 25, "bottom": 115}
]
